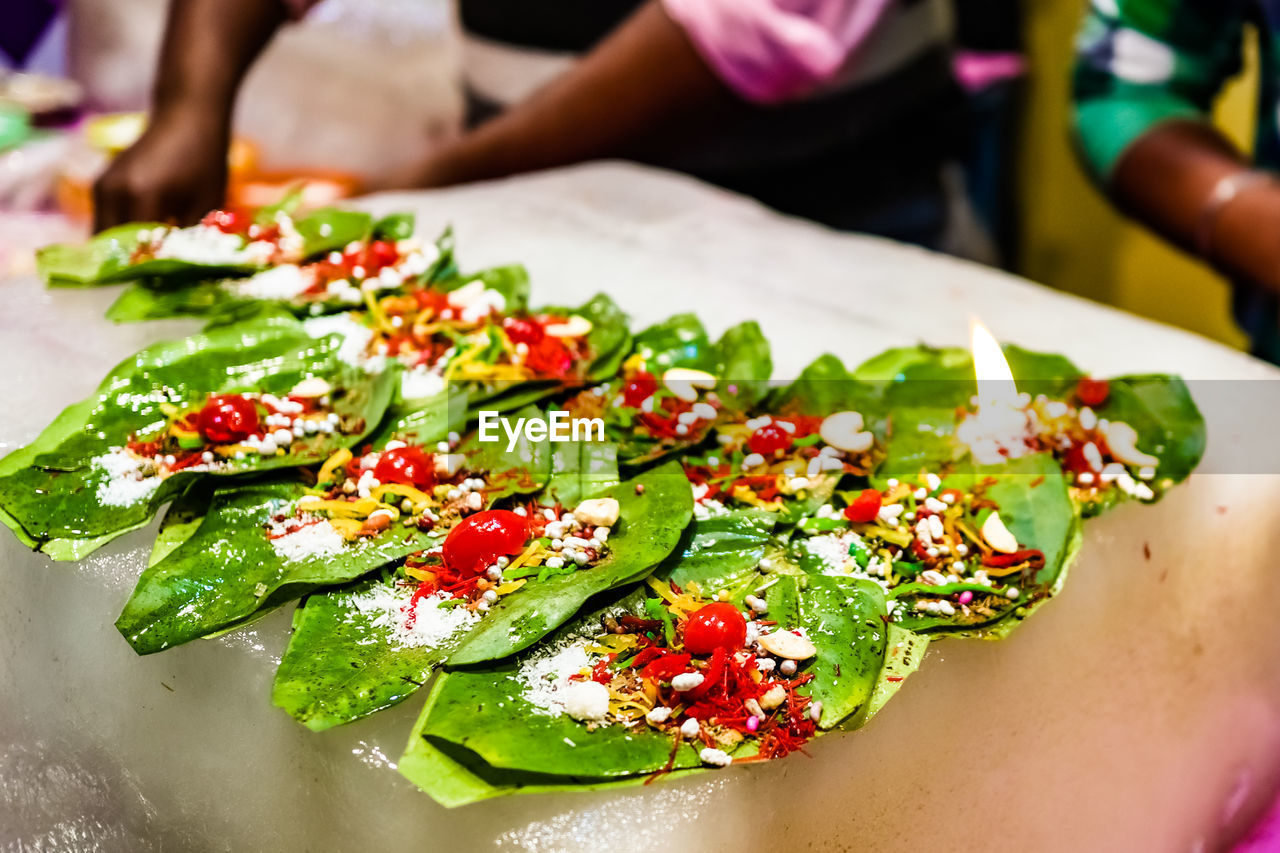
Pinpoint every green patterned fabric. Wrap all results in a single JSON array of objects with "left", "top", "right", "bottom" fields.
[{"left": 1072, "top": 0, "right": 1280, "bottom": 363}]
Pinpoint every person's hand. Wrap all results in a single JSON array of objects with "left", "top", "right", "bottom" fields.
[{"left": 92, "top": 108, "right": 231, "bottom": 232}]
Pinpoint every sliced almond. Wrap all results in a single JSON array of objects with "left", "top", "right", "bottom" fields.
[
  {"left": 574, "top": 497, "right": 620, "bottom": 527},
  {"left": 445, "top": 279, "right": 487, "bottom": 308},
  {"left": 1101, "top": 420, "right": 1160, "bottom": 468},
  {"left": 662, "top": 368, "right": 717, "bottom": 403},
  {"left": 981, "top": 511, "right": 1020, "bottom": 554},
  {"left": 757, "top": 630, "right": 817, "bottom": 661},
  {"left": 819, "top": 411, "right": 875, "bottom": 453},
  {"left": 759, "top": 685, "right": 788, "bottom": 710},
  {"left": 544, "top": 315, "right": 593, "bottom": 338},
  {"left": 290, "top": 377, "right": 331, "bottom": 398}
]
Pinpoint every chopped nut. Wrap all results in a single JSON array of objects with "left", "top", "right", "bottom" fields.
[
  {"left": 574, "top": 497, "right": 620, "bottom": 527},
  {"left": 759, "top": 685, "right": 787, "bottom": 710},
  {"left": 819, "top": 411, "right": 875, "bottom": 453},
  {"left": 757, "top": 630, "right": 817, "bottom": 661}
]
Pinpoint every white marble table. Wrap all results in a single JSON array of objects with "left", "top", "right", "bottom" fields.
[{"left": 3, "top": 163, "right": 1279, "bottom": 852}]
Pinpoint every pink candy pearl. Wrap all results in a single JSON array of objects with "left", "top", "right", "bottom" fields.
[{"left": 958, "top": 591, "right": 974, "bottom": 605}]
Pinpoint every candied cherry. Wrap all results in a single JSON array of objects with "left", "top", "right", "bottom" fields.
[
  {"left": 682, "top": 601, "right": 748, "bottom": 655},
  {"left": 747, "top": 422, "right": 793, "bottom": 455},
  {"left": 843, "top": 489, "right": 883, "bottom": 524},
  {"left": 1076, "top": 377, "right": 1110, "bottom": 408},
  {"left": 621, "top": 372, "right": 658, "bottom": 408},
  {"left": 373, "top": 446, "right": 435, "bottom": 490},
  {"left": 196, "top": 395, "right": 261, "bottom": 444},
  {"left": 200, "top": 209, "right": 251, "bottom": 235},
  {"left": 503, "top": 317, "right": 546, "bottom": 345},
  {"left": 442, "top": 510, "right": 531, "bottom": 576}
]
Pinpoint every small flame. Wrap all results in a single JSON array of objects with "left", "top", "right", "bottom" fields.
[{"left": 970, "top": 319, "right": 1019, "bottom": 411}]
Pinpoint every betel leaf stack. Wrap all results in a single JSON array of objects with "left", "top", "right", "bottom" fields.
[{"left": 2, "top": 207, "right": 1207, "bottom": 806}]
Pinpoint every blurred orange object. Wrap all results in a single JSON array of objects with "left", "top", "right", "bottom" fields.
[
  {"left": 230, "top": 171, "right": 362, "bottom": 210},
  {"left": 58, "top": 112, "right": 361, "bottom": 222}
]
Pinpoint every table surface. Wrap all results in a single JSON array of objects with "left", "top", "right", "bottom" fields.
[{"left": 2, "top": 162, "right": 1279, "bottom": 853}]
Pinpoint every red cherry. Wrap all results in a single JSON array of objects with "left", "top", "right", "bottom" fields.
[
  {"left": 196, "top": 395, "right": 261, "bottom": 444},
  {"left": 682, "top": 602, "right": 747, "bottom": 656},
  {"left": 442, "top": 510, "right": 531, "bottom": 576},
  {"left": 747, "top": 423, "right": 793, "bottom": 455},
  {"left": 200, "top": 209, "right": 251, "bottom": 235},
  {"left": 1076, "top": 377, "right": 1110, "bottom": 408},
  {"left": 843, "top": 489, "right": 883, "bottom": 524},
  {"left": 503, "top": 317, "right": 546, "bottom": 346},
  {"left": 373, "top": 445, "right": 436, "bottom": 490},
  {"left": 366, "top": 240, "right": 400, "bottom": 272},
  {"left": 621, "top": 372, "right": 658, "bottom": 408},
  {"left": 524, "top": 337, "right": 574, "bottom": 377}
]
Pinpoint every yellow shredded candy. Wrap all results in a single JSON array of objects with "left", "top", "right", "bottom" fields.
[{"left": 317, "top": 448, "right": 352, "bottom": 485}]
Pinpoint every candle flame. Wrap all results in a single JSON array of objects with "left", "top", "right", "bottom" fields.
[{"left": 970, "top": 319, "right": 1019, "bottom": 411}]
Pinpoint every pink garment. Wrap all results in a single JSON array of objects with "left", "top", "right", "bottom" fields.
[
  {"left": 1234, "top": 793, "right": 1280, "bottom": 853},
  {"left": 287, "top": 0, "right": 894, "bottom": 104},
  {"left": 953, "top": 50, "right": 1026, "bottom": 94},
  {"left": 661, "top": 0, "right": 895, "bottom": 103}
]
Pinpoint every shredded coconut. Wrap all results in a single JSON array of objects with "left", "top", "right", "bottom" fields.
[
  {"left": 807, "top": 531, "right": 855, "bottom": 574},
  {"left": 693, "top": 498, "right": 729, "bottom": 521},
  {"left": 229, "top": 264, "right": 314, "bottom": 299},
  {"left": 348, "top": 585, "right": 482, "bottom": 649},
  {"left": 270, "top": 518, "right": 346, "bottom": 562},
  {"left": 154, "top": 225, "right": 249, "bottom": 265},
  {"left": 303, "top": 314, "right": 378, "bottom": 367},
  {"left": 400, "top": 363, "right": 447, "bottom": 400},
  {"left": 93, "top": 448, "right": 162, "bottom": 507},
  {"left": 519, "top": 635, "right": 598, "bottom": 717}
]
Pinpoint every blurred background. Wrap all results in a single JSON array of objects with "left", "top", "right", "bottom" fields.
[{"left": 0, "top": 0, "right": 1260, "bottom": 349}]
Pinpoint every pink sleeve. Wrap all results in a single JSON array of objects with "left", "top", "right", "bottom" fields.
[{"left": 661, "top": 0, "right": 895, "bottom": 103}]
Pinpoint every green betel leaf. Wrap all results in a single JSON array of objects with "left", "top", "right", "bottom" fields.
[
  {"left": 713, "top": 320, "right": 773, "bottom": 410},
  {"left": 847, "top": 624, "right": 931, "bottom": 729},
  {"left": 544, "top": 441, "right": 621, "bottom": 507},
  {"left": 104, "top": 222, "right": 458, "bottom": 325},
  {"left": 270, "top": 462, "right": 689, "bottom": 730},
  {"left": 370, "top": 212, "right": 417, "bottom": 243},
  {"left": 874, "top": 344, "right": 1082, "bottom": 409},
  {"left": 115, "top": 479, "right": 441, "bottom": 655},
  {"left": 408, "top": 572, "right": 894, "bottom": 792},
  {"left": 38, "top": 222, "right": 170, "bottom": 287},
  {"left": 147, "top": 483, "right": 212, "bottom": 567},
  {"left": 767, "top": 353, "right": 879, "bottom": 419},
  {"left": 679, "top": 353, "right": 886, "bottom": 526},
  {"left": 633, "top": 313, "right": 712, "bottom": 370},
  {"left": 585, "top": 314, "right": 773, "bottom": 468},
  {"left": 884, "top": 454, "right": 1078, "bottom": 635},
  {"left": 447, "top": 461, "right": 692, "bottom": 665},
  {"left": 658, "top": 508, "right": 780, "bottom": 596},
  {"left": 0, "top": 317, "right": 396, "bottom": 559},
  {"left": 437, "top": 263, "right": 531, "bottom": 313},
  {"left": 762, "top": 575, "right": 889, "bottom": 729},
  {"left": 420, "top": 650, "right": 695, "bottom": 780},
  {"left": 292, "top": 208, "right": 376, "bottom": 258},
  {"left": 39, "top": 209, "right": 374, "bottom": 289},
  {"left": 116, "top": 406, "right": 556, "bottom": 655},
  {"left": 453, "top": 292, "right": 631, "bottom": 415},
  {"left": 1071, "top": 374, "right": 1206, "bottom": 516},
  {"left": 398, "top": 672, "right": 711, "bottom": 808}
]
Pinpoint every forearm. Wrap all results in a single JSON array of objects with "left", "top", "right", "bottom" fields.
[
  {"left": 1110, "top": 120, "right": 1280, "bottom": 291},
  {"left": 421, "top": 0, "right": 727, "bottom": 185},
  {"left": 151, "top": 0, "right": 289, "bottom": 122}
]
